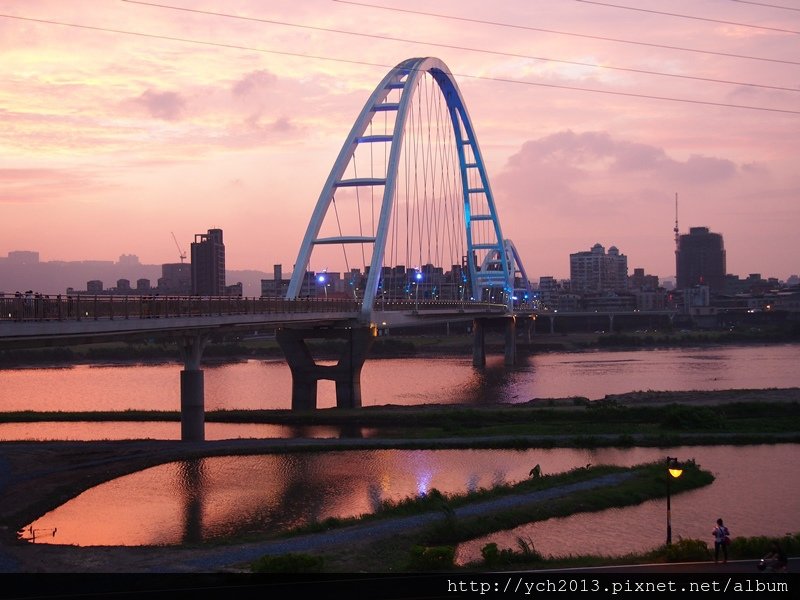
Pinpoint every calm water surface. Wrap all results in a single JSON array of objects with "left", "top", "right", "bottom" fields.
[
  {"left": 26, "top": 444, "right": 800, "bottom": 555},
  {"left": 9, "top": 343, "right": 800, "bottom": 552},
  {"left": 1, "top": 343, "right": 798, "bottom": 440}
]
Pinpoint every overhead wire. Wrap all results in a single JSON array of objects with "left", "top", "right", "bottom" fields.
[
  {"left": 121, "top": 1, "right": 800, "bottom": 94},
  {"left": 726, "top": 0, "right": 800, "bottom": 10},
  {"left": 572, "top": 0, "right": 800, "bottom": 34},
  {"left": 331, "top": 0, "right": 800, "bottom": 66},
  {"left": 1, "top": 12, "right": 798, "bottom": 116}
]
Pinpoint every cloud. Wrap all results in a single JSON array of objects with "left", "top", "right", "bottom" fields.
[
  {"left": 134, "top": 89, "right": 186, "bottom": 121},
  {"left": 494, "top": 130, "right": 740, "bottom": 213},
  {"left": 0, "top": 168, "right": 112, "bottom": 204},
  {"left": 232, "top": 70, "right": 278, "bottom": 98}
]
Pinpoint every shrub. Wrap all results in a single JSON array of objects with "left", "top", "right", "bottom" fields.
[
  {"left": 481, "top": 542, "right": 501, "bottom": 566},
  {"left": 664, "top": 538, "right": 711, "bottom": 562},
  {"left": 515, "top": 536, "right": 543, "bottom": 561},
  {"left": 731, "top": 532, "right": 800, "bottom": 558},
  {"left": 251, "top": 552, "right": 324, "bottom": 573},
  {"left": 407, "top": 545, "right": 456, "bottom": 570},
  {"left": 660, "top": 405, "right": 724, "bottom": 430}
]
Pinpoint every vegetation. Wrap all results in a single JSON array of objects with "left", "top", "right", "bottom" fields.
[
  {"left": 251, "top": 552, "right": 325, "bottom": 573},
  {"left": 242, "top": 459, "right": 799, "bottom": 573},
  {"left": 2, "top": 393, "right": 798, "bottom": 450},
  {"left": 251, "top": 533, "right": 800, "bottom": 573},
  {"left": 459, "top": 532, "right": 800, "bottom": 572},
  {"left": 244, "top": 460, "right": 716, "bottom": 573}
]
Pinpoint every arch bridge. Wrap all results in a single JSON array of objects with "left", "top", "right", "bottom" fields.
[{"left": 278, "top": 56, "right": 533, "bottom": 419}]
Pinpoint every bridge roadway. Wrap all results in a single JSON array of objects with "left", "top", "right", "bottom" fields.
[{"left": 0, "top": 293, "right": 520, "bottom": 441}]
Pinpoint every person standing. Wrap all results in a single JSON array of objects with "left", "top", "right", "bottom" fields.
[{"left": 713, "top": 518, "right": 730, "bottom": 563}]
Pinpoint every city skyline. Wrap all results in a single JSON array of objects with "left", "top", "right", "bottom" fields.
[{"left": 2, "top": 1, "right": 798, "bottom": 281}]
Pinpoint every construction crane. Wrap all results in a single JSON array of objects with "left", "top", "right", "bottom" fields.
[{"left": 171, "top": 231, "right": 187, "bottom": 263}]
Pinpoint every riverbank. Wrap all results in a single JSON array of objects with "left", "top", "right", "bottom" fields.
[
  {"left": 1, "top": 328, "right": 797, "bottom": 368},
  {"left": 0, "top": 387, "right": 798, "bottom": 573},
  {"left": 0, "top": 447, "right": 711, "bottom": 574}
]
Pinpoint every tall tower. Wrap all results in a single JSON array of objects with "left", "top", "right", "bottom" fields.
[
  {"left": 676, "top": 226, "right": 726, "bottom": 292},
  {"left": 673, "top": 193, "right": 679, "bottom": 250},
  {"left": 190, "top": 228, "right": 225, "bottom": 295}
]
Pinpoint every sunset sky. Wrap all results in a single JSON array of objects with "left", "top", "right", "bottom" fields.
[{"left": 2, "top": 0, "right": 798, "bottom": 282}]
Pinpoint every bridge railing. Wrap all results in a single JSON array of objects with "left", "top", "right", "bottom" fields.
[
  {"left": 0, "top": 293, "right": 362, "bottom": 322},
  {"left": 0, "top": 293, "right": 513, "bottom": 323},
  {"left": 372, "top": 299, "right": 509, "bottom": 313}
]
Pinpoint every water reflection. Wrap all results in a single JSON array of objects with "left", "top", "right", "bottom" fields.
[
  {"left": 179, "top": 459, "right": 206, "bottom": 545},
  {"left": 0, "top": 422, "right": 370, "bottom": 442},
  {"left": 1, "top": 345, "right": 798, "bottom": 418},
  {"left": 26, "top": 445, "right": 800, "bottom": 551}
]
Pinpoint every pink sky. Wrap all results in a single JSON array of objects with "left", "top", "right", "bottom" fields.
[{"left": 1, "top": 0, "right": 798, "bottom": 281}]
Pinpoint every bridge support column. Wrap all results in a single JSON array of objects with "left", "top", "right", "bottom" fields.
[
  {"left": 609, "top": 313, "right": 615, "bottom": 332},
  {"left": 549, "top": 315, "right": 555, "bottom": 334},
  {"left": 472, "top": 318, "right": 486, "bottom": 367},
  {"left": 504, "top": 316, "right": 517, "bottom": 366},
  {"left": 277, "top": 326, "right": 376, "bottom": 410},
  {"left": 179, "top": 333, "right": 210, "bottom": 442}
]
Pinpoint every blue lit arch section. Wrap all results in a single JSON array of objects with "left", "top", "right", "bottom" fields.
[
  {"left": 287, "top": 57, "right": 511, "bottom": 319},
  {"left": 481, "top": 239, "right": 534, "bottom": 305}
]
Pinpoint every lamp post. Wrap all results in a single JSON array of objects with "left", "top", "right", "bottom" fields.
[
  {"left": 414, "top": 270, "right": 422, "bottom": 312},
  {"left": 666, "top": 456, "right": 684, "bottom": 545},
  {"left": 317, "top": 273, "right": 327, "bottom": 299}
]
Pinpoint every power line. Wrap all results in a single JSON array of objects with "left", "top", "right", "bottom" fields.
[
  {"left": 726, "top": 0, "right": 800, "bottom": 11},
  {"left": 123, "top": 1, "right": 799, "bottom": 94},
  {"left": 2, "top": 13, "right": 798, "bottom": 116},
  {"left": 332, "top": 0, "right": 800, "bottom": 66},
  {"left": 573, "top": 0, "right": 800, "bottom": 34}
]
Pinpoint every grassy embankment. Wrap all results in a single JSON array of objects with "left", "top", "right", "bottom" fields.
[
  {"left": 2, "top": 390, "right": 799, "bottom": 449},
  {"left": 245, "top": 459, "right": 798, "bottom": 573}
]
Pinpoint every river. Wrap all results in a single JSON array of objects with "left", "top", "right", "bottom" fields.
[
  {"left": 6, "top": 342, "right": 800, "bottom": 554},
  {"left": 1, "top": 342, "right": 798, "bottom": 440}
]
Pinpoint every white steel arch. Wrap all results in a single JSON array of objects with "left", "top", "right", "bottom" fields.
[{"left": 287, "top": 57, "right": 511, "bottom": 319}]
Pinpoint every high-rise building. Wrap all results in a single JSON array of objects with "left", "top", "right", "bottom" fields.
[
  {"left": 569, "top": 243, "right": 628, "bottom": 294},
  {"left": 159, "top": 263, "right": 191, "bottom": 294},
  {"left": 676, "top": 226, "right": 726, "bottom": 292},
  {"left": 191, "top": 228, "right": 225, "bottom": 295},
  {"left": 261, "top": 264, "right": 290, "bottom": 297}
]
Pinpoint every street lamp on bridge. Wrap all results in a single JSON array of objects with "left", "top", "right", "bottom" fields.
[
  {"left": 414, "top": 270, "right": 423, "bottom": 312},
  {"left": 317, "top": 272, "right": 328, "bottom": 299}
]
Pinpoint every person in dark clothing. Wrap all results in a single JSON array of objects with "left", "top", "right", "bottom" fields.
[{"left": 713, "top": 518, "right": 730, "bottom": 563}]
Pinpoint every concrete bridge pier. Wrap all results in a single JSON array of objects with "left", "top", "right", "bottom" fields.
[
  {"left": 608, "top": 313, "right": 615, "bottom": 332},
  {"left": 178, "top": 333, "right": 210, "bottom": 442},
  {"left": 504, "top": 316, "right": 517, "bottom": 366},
  {"left": 524, "top": 316, "right": 534, "bottom": 344},
  {"left": 277, "top": 326, "right": 376, "bottom": 410},
  {"left": 472, "top": 318, "right": 486, "bottom": 367}
]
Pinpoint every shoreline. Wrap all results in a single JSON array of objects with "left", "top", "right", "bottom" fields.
[
  {"left": 0, "top": 385, "right": 798, "bottom": 573},
  {"left": 0, "top": 333, "right": 796, "bottom": 370}
]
